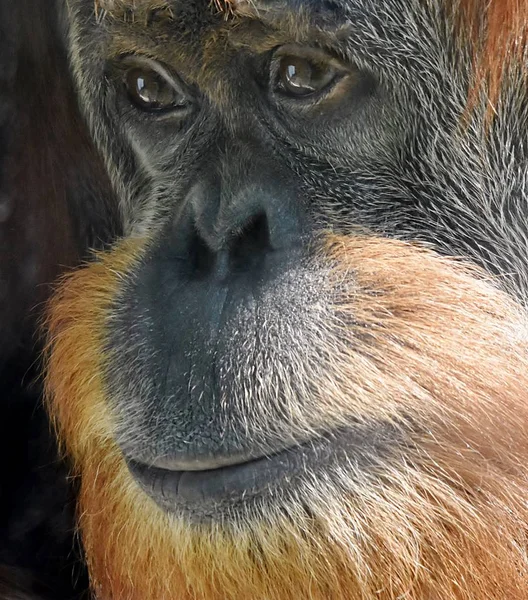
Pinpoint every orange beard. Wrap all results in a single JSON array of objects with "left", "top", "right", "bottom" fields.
[{"left": 45, "top": 235, "right": 528, "bottom": 599}]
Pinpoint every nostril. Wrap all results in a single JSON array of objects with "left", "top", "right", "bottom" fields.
[
  {"left": 229, "top": 212, "right": 271, "bottom": 272},
  {"left": 189, "top": 223, "right": 216, "bottom": 278},
  {"left": 184, "top": 213, "right": 273, "bottom": 281}
]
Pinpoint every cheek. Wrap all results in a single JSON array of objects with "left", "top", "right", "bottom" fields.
[{"left": 46, "top": 233, "right": 528, "bottom": 480}]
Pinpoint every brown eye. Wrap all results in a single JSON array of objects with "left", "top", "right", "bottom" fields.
[
  {"left": 125, "top": 67, "right": 187, "bottom": 112},
  {"left": 278, "top": 56, "right": 338, "bottom": 97}
]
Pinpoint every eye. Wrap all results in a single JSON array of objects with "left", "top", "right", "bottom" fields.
[
  {"left": 276, "top": 55, "right": 339, "bottom": 98},
  {"left": 125, "top": 67, "right": 188, "bottom": 112}
]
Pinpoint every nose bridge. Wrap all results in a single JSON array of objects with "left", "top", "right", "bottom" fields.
[
  {"left": 220, "top": 135, "right": 259, "bottom": 184},
  {"left": 218, "top": 137, "right": 270, "bottom": 216}
]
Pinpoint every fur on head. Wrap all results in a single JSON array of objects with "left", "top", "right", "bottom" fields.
[{"left": 46, "top": 234, "right": 528, "bottom": 600}]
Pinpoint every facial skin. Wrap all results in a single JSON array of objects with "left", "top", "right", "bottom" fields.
[{"left": 45, "top": 0, "right": 528, "bottom": 598}]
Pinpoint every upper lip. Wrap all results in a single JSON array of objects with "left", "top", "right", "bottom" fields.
[{"left": 132, "top": 451, "right": 277, "bottom": 472}]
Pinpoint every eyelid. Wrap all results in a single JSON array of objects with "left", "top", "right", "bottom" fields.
[
  {"left": 119, "top": 54, "right": 188, "bottom": 96},
  {"left": 272, "top": 44, "right": 348, "bottom": 73}
]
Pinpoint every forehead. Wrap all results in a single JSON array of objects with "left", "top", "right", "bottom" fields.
[
  {"left": 93, "top": 0, "right": 339, "bottom": 43},
  {"left": 85, "top": 0, "right": 451, "bottom": 61},
  {"left": 95, "top": 0, "right": 307, "bottom": 19}
]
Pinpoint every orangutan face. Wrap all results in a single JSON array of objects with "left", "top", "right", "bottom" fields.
[{"left": 46, "top": 0, "right": 528, "bottom": 598}]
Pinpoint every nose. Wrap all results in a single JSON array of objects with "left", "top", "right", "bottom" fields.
[{"left": 171, "top": 174, "right": 304, "bottom": 282}]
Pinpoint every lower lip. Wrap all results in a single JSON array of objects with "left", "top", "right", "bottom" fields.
[{"left": 125, "top": 422, "right": 400, "bottom": 514}]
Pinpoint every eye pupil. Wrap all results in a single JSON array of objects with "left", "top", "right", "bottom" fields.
[{"left": 136, "top": 75, "right": 154, "bottom": 103}]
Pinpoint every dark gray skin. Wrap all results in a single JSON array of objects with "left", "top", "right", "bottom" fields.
[{"left": 59, "top": 0, "right": 528, "bottom": 520}]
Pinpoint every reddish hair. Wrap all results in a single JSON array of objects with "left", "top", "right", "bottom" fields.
[
  {"left": 456, "top": 0, "right": 528, "bottom": 107},
  {"left": 46, "top": 234, "right": 528, "bottom": 599},
  {"left": 220, "top": 0, "right": 528, "bottom": 109}
]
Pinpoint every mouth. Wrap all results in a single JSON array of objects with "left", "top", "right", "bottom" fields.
[
  {"left": 126, "top": 444, "right": 305, "bottom": 510},
  {"left": 125, "top": 422, "right": 401, "bottom": 519},
  {"left": 125, "top": 435, "right": 332, "bottom": 519}
]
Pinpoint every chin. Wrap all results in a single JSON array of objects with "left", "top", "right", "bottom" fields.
[{"left": 45, "top": 234, "right": 528, "bottom": 600}]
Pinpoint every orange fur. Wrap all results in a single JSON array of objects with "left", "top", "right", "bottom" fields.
[
  {"left": 454, "top": 0, "right": 528, "bottom": 107},
  {"left": 46, "top": 235, "right": 528, "bottom": 599},
  {"left": 44, "top": 239, "right": 145, "bottom": 462}
]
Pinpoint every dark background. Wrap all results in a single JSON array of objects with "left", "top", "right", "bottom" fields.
[{"left": 0, "top": 1, "right": 116, "bottom": 596}]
